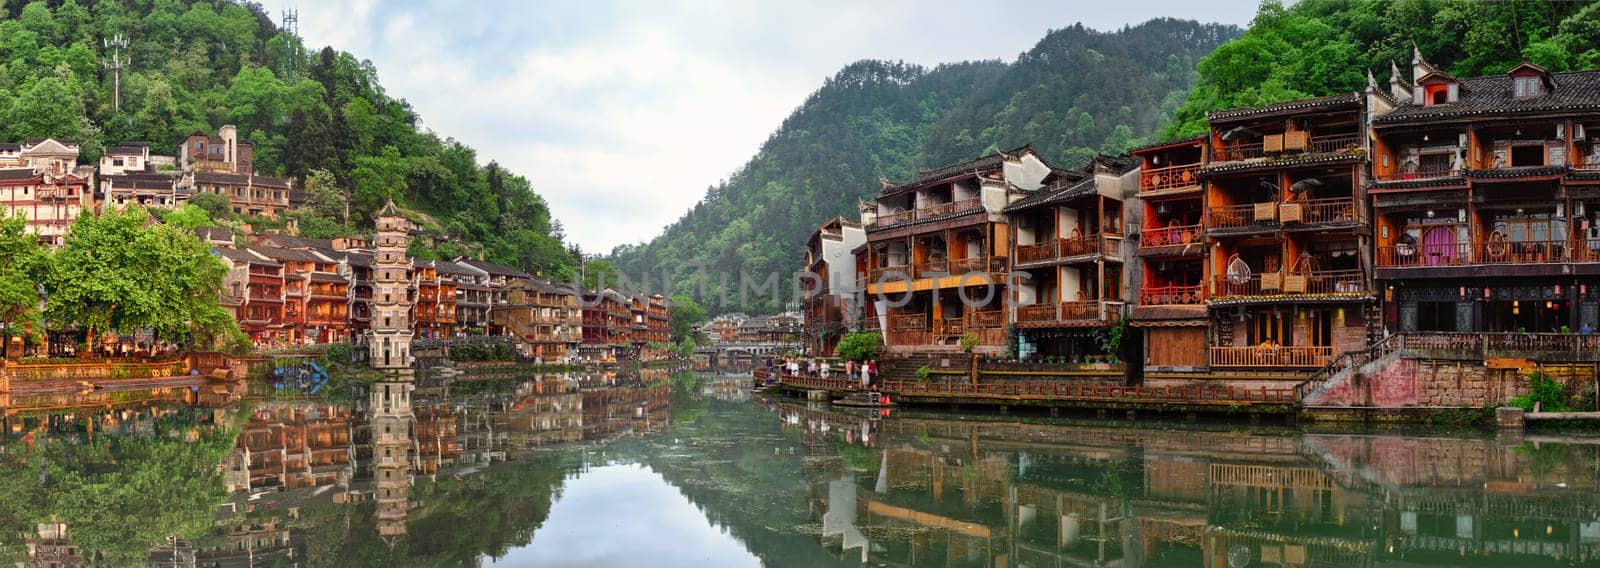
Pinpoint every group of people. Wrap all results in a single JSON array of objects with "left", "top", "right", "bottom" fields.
[{"left": 773, "top": 356, "right": 880, "bottom": 387}]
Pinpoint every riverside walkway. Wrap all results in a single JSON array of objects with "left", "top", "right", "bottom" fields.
[{"left": 775, "top": 374, "right": 1297, "bottom": 414}]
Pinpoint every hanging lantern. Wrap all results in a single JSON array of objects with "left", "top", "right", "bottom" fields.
[
  {"left": 1484, "top": 287, "right": 1492, "bottom": 299},
  {"left": 1555, "top": 284, "right": 1562, "bottom": 296},
  {"left": 1460, "top": 286, "right": 1467, "bottom": 299}
]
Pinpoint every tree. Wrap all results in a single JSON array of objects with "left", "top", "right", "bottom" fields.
[
  {"left": 580, "top": 258, "right": 621, "bottom": 291},
  {"left": 188, "top": 192, "right": 232, "bottom": 220},
  {"left": 44, "top": 207, "right": 238, "bottom": 345},
  {"left": 668, "top": 295, "right": 708, "bottom": 343},
  {"left": 835, "top": 331, "right": 882, "bottom": 362},
  {"left": 0, "top": 213, "right": 47, "bottom": 342},
  {"left": 5, "top": 77, "right": 82, "bottom": 141},
  {"left": 158, "top": 204, "right": 212, "bottom": 230},
  {"left": 301, "top": 168, "right": 347, "bottom": 223}
]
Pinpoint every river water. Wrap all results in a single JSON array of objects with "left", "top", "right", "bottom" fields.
[{"left": 2, "top": 370, "right": 1599, "bottom": 567}]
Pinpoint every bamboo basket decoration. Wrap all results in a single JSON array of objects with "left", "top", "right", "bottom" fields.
[
  {"left": 1279, "top": 201, "right": 1304, "bottom": 224},
  {"left": 1284, "top": 254, "right": 1314, "bottom": 294},
  {"left": 1261, "top": 271, "right": 1282, "bottom": 291},
  {"left": 1254, "top": 201, "right": 1278, "bottom": 222},
  {"left": 1284, "top": 130, "right": 1309, "bottom": 152},
  {"left": 1264, "top": 133, "right": 1284, "bottom": 153}
]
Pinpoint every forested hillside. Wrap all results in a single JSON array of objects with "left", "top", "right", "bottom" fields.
[
  {"left": 1165, "top": 0, "right": 1600, "bottom": 136},
  {"left": 0, "top": 0, "right": 576, "bottom": 278},
  {"left": 610, "top": 19, "right": 1239, "bottom": 314}
]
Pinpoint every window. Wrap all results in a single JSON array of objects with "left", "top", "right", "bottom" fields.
[{"left": 1515, "top": 76, "right": 1543, "bottom": 98}]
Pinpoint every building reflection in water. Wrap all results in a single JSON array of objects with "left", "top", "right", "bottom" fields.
[{"left": 771, "top": 401, "right": 1600, "bottom": 567}]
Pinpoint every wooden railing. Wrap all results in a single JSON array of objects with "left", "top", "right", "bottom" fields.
[
  {"left": 1286, "top": 197, "right": 1357, "bottom": 225},
  {"left": 946, "top": 256, "right": 1006, "bottom": 275},
  {"left": 1210, "top": 345, "right": 1333, "bottom": 368},
  {"left": 882, "top": 379, "right": 1298, "bottom": 405},
  {"left": 1139, "top": 284, "right": 1203, "bottom": 305},
  {"left": 1475, "top": 240, "right": 1570, "bottom": 264},
  {"left": 1375, "top": 168, "right": 1462, "bottom": 182},
  {"left": 1016, "top": 241, "right": 1056, "bottom": 263},
  {"left": 1377, "top": 242, "right": 1471, "bottom": 267},
  {"left": 873, "top": 210, "right": 916, "bottom": 227},
  {"left": 1016, "top": 304, "right": 1056, "bottom": 322},
  {"left": 1209, "top": 203, "right": 1276, "bottom": 230},
  {"left": 1061, "top": 300, "right": 1103, "bottom": 321},
  {"left": 1140, "top": 223, "right": 1201, "bottom": 248},
  {"left": 1140, "top": 164, "right": 1202, "bottom": 193},
  {"left": 1214, "top": 270, "right": 1366, "bottom": 297},
  {"left": 1018, "top": 236, "right": 1117, "bottom": 263},
  {"left": 1216, "top": 142, "right": 1265, "bottom": 162},
  {"left": 1308, "top": 133, "right": 1361, "bottom": 154},
  {"left": 1304, "top": 269, "right": 1367, "bottom": 294}
]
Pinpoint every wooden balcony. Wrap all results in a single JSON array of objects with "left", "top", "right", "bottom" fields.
[
  {"left": 1140, "top": 164, "right": 1201, "bottom": 194},
  {"left": 1015, "top": 301, "right": 1112, "bottom": 325},
  {"left": 873, "top": 199, "right": 984, "bottom": 228},
  {"left": 1281, "top": 197, "right": 1357, "bottom": 226},
  {"left": 1139, "top": 223, "right": 1201, "bottom": 249},
  {"left": 1307, "top": 133, "right": 1361, "bottom": 154},
  {"left": 1374, "top": 168, "right": 1462, "bottom": 183},
  {"left": 1209, "top": 203, "right": 1277, "bottom": 232},
  {"left": 1378, "top": 240, "right": 1600, "bottom": 268},
  {"left": 1139, "top": 284, "right": 1203, "bottom": 305},
  {"left": 1215, "top": 142, "right": 1265, "bottom": 162},
  {"left": 1213, "top": 269, "right": 1366, "bottom": 298},
  {"left": 1015, "top": 236, "right": 1118, "bottom": 265},
  {"left": 1210, "top": 345, "right": 1333, "bottom": 368}
]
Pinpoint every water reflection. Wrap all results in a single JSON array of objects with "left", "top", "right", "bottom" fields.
[
  {"left": 769, "top": 401, "right": 1600, "bottom": 567},
  {"left": 5, "top": 370, "right": 1600, "bottom": 566}
]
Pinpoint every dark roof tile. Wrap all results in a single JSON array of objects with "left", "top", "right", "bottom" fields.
[{"left": 1374, "top": 70, "right": 1600, "bottom": 124}]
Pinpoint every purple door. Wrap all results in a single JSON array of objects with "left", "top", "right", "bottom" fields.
[{"left": 1422, "top": 227, "right": 1456, "bottom": 266}]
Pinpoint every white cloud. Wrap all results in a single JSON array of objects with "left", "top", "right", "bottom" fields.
[{"left": 256, "top": 0, "right": 1257, "bottom": 252}]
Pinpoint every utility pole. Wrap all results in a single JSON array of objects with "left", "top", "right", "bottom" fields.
[{"left": 103, "top": 34, "right": 129, "bottom": 113}]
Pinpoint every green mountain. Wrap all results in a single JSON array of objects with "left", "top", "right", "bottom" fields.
[
  {"left": 608, "top": 19, "right": 1239, "bottom": 314},
  {"left": 0, "top": 0, "right": 576, "bottom": 278}
]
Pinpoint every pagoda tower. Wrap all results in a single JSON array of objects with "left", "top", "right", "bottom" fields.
[
  {"left": 370, "top": 379, "right": 414, "bottom": 541},
  {"left": 368, "top": 198, "right": 415, "bottom": 369}
]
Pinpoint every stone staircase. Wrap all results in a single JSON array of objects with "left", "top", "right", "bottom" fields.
[{"left": 878, "top": 353, "right": 967, "bottom": 382}]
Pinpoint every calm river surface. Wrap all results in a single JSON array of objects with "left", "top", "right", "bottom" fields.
[{"left": 3, "top": 369, "right": 1600, "bottom": 567}]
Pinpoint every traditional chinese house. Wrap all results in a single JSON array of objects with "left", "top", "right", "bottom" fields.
[
  {"left": 1129, "top": 136, "right": 1210, "bottom": 369},
  {"left": 802, "top": 217, "right": 866, "bottom": 356},
  {"left": 1370, "top": 51, "right": 1600, "bottom": 333},
  {"left": 1202, "top": 92, "right": 1374, "bottom": 371},
  {"left": 857, "top": 146, "right": 1059, "bottom": 354},
  {"left": 1004, "top": 156, "right": 1136, "bottom": 359}
]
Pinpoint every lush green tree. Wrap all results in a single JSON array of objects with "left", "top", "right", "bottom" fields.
[
  {"left": 0, "top": 213, "right": 47, "bottom": 341},
  {"left": 580, "top": 258, "right": 621, "bottom": 291},
  {"left": 158, "top": 203, "right": 213, "bottom": 229},
  {"left": 5, "top": 77, "right": 82, "bottom": 140},
  {"left": 44, "top": 207, "right": 238, "bottom": 344},
  {"left": 835, "top": 331, "right": 883, "bottom": 362},
  {"left": 668, "top": 295, "right": 708, "bottom": 343},
  {"left": 188, "top": 192, "right": 232, "bottom": 220}
]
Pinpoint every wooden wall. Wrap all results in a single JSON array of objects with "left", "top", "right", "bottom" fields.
[{"left": 1146, "top": 327, "right": 1207, "bottom": 367}]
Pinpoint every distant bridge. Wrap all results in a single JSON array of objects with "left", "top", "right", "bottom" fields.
[{"left": 695, "top": 341, "right": 799, "bottom": 359}]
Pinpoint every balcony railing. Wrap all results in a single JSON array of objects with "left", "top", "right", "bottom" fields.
[
  {"left": 1282, "top": 197, "right": 1357, "bottom": 225},
  {"left": 1140, "top": 223, "right": 1201, "bottom": 248},
  {"left": 1140, "top": 164, "right": 1201, "bottom": 193},
  {"left": 1213, "top": 269, "right": 1366, "bottom": 297},
  {"left": 874, "top": 199, "right": 984, "bottom": 227},
  {"left": 1375, "top": 168, "right": 1462, "bottom": 182},
  {"left": 1016, "top": 237, "right": 1117, "bottom": 264},
  {"left": 874, "top": 210, "right": 916, "bottom": 227},
  {"left": 1210, "top": 345, "right": 1333, "bottom": 368},
  {"left": 1307, "top": 133, "right": 1361, "bottom": 154},
  {"left": 1475, "top": 240, "right": 1570, "bottom": 265},
  {"left": 1016, "top": 304, "right": 1056, "bottom": 322},
  {"left": 1209, "top": 203, "right": 1277, "bottom": 230},
  {"left": 1060, "top": 300, "right": 1103, "bottom": 321},
  {"left": 1140, "top": 284, "right": 1203, "bottom": 305},
  {"left": 1377, "top": 242, "right": 1471, "bottom": 267},
  {"left": 1215, "top": 142, "right": 1265, "bottom": 162}
]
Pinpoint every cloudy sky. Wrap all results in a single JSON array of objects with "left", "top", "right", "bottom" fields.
[{"left": 255, "top": 1, "right": 1259, "bottom": 253}]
